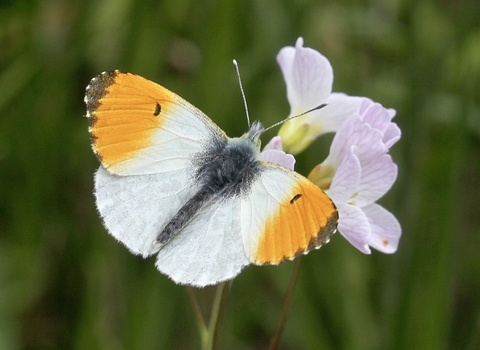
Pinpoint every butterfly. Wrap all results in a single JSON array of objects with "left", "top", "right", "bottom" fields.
[{"left": 85, "top": 70, "right": 338, "bottom": 287}]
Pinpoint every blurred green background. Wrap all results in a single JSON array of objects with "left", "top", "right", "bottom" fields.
[{"left": 1, "top": 0, "right": 479, "bottom": 349}]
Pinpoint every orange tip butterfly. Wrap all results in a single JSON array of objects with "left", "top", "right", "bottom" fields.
[{"left": 85, "top": 70, "right": 338, "bottom": 287}]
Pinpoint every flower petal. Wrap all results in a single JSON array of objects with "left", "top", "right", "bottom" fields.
[
  {"left": 263, "top": 136, "right": 284, "bottom": 151},
  {"left": 315, "top": 93, "right": 364, "bottom": 133},
  {"left": 363, "top": 203, "right": 401, "bottom": 253},
  {"left": 328, "top": 146, "right": 361, "bottom": 202},
  {"left": 383, "top": 122, "right": 401, "bottom": 149},
  {"left": 359, "top": 100, "right": 392, "bottom": 131},
  {"left": 277, "top": 37, "right": 333, "bottom": 115},
  {"left": 387, "top": 108, "right": 396, "bottom": 118},
  {"left": 356, "top": 154, "right": 398, "bottom": 206},
  {"left": 259, "top": 149, "right": 295, "bottom": 170},
  {"left": 359, "top": 99, "right": 401, "bottom": 149},
  {"left": 336, "top": 202, "right": 371, "bottom": 254},
  {"left": 323, "top": 114, "right": 386, "bottom": 170}
]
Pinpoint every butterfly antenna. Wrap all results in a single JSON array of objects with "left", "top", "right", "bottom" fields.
[
  {"left": 233, "top": 59, "right": 251, "bottom": 128},
  {"left": 263, "top": 102, "right": 329, "bottom": 133}
]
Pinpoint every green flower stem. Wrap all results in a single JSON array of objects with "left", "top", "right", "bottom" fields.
[
  {"left": 186, "top": 287, "right": 207, "bottom": 339},
  {"left": 188, "top": 280, "right": 233, "bottom": 350},
  {"left": 204, "top": 280, "right": 233, "bottom": 350},
  {"left": 269, "top": 256, "right": 302, "bottom": 350}
]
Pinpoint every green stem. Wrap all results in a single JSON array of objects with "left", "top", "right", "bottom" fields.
[
  {"left": 268, "top": 257, "right": 302, "bottom": 350},
  {"left": 201, "top": 279, "right": 233, "bottom": 350},
  {"left": 186, "top": 287, "right": 208, "bottom": 341}
]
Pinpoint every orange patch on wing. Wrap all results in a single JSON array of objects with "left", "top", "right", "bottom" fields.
[
  {"left": 85, "top": 71, "right": 177, "bottom": 170},
  {"left": 253, "top": 179, "right": 338, "bottom": 265}
]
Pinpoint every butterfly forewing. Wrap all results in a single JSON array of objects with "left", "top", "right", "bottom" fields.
[
  {"left": 85, "top": 70, "right": 227, "bottom": 175},
  {"left": 241, "top": 163, "right": 338, "bottom": 265}
]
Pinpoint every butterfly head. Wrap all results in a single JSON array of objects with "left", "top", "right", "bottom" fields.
[{"left": 242, "top": 121, "right": 265, "bottom": 149}]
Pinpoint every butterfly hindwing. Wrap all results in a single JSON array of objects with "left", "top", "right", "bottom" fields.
[
  {"left": 94, "top": 166, "right": 201, "bottom": 257},
  {"left": 155, "top": 196, "right": 250, "bottom": 287},
  {"left": 241, "top": 163, "right": 338, "bottom": 265}
]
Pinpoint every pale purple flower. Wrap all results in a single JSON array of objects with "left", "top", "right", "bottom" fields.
[
  {"left": 277, "top": 37, "right": 364, "bottom": 155},
  {"left": 259, "top": 136, "right": 295, "bottom": 170},
  {"left": 314, "top": 99, "right": 401, "bottom": 253}
]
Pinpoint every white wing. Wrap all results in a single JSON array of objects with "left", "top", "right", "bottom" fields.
[
  {"left": 96, "top": 167, "right": 250, "bottom": 287},
  {"left": 155, "top": 196, "right": 250, "bottom": 287},
  {"left": 94, "top": 166, "right": 200, "bottom": 257}
]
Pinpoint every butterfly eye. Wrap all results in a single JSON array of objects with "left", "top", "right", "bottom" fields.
[
  {"left": 290, "top": 193, "right": 302, "bottom": 204},
  {"left": 153, "top": 102, "right": 161, "bottom": 116}
]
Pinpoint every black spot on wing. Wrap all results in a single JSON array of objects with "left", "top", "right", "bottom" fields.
[
  {"left": 290, "top": 193, "right": 302, "bottom": 204},
  {"left": 153, "top": 102, "right": 161, "bottom": 116}
]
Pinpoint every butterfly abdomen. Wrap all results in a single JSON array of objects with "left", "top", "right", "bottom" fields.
[{"left": 155, "top": 188, "right": 211, "bottom": 247}]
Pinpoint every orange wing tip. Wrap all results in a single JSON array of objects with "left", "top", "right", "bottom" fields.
[
  {"left": 285, "top": 233, "right": 335, "bottom": 261},
  {"left": 85, "top": 70, "right": 177, "bottom": 171},
  {"left": 253, "top": 209, "right": 339, "bottom": 265},
  {"left": 249, "top": 176, "right": 339, "bottom": 265},
  {"left": 85, "top": 71, "right": 120, "bottom": 117}
]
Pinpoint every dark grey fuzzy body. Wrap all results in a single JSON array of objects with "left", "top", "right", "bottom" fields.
[{"left": 155, "top": 123, "right": 264, "bottom": 247}]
